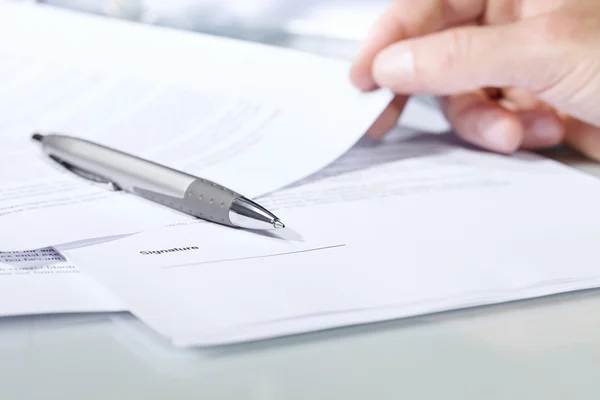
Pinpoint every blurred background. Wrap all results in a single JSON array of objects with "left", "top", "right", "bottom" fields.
[{"left": 20, "top": 0, "right": 393, "bottom": 59}]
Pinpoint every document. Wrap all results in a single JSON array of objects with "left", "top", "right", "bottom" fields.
[
  {"left": 0, "top": 245, "right": 125, "bottom": 317},
  {"left": 0, "top": 1, "right": 391, "bottom": 250},
  {"left": 64, "top": 128, "right": 600, "bottom": 346}
]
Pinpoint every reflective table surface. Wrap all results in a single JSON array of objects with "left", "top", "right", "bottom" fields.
[{"left": 2, "top": 287, "right": 600, "bottom": 399}]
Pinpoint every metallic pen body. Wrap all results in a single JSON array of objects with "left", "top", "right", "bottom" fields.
[{"left": 33, "top": 134, "right": 284, "bottom": 230}]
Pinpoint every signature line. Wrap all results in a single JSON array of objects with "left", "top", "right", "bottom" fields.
[{"left": 162, "top": 244, "right": 346, "bottom": 269}]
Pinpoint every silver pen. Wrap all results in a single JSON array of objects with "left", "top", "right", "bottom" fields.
[{"left": 32, "top": 133, "right": 285, "bottom": 230}]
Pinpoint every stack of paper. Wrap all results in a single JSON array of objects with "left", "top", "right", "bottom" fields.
[
  {"left": 63, "top": 129, "right": 600, "bottom": 346},
  {"left": 4, "top": 1, "right": 600, "bottom": 348},
  {"left": 0, "top": 0, "right": 389, "bottom": 314},
  {"left": 0, "top": 0, "right": 391, "bottom": 250}
]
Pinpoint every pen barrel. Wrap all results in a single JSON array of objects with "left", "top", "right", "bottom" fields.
[{"left": 40, "top": 135, "right": 197, "bottom": 198}]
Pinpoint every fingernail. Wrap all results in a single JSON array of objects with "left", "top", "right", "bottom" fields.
[
  {"left": 481, "top": 116, "right": 521, "bottom": 152},
  {"left": 353, "top": 74, "right": 378, "bottom": 92},
  {"left": 373, "top": 45, "right": 415, "bottom": 87}
]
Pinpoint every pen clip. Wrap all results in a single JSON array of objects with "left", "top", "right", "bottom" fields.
[{"left": 48, "top": 155, "right": 121, "bottom": 192}]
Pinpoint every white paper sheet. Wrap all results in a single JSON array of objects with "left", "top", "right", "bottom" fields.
[
  {"left": 64, "top": 129, "right": 600, "bottom": 346},
  {"left": 0, "top": 1, "right": 391, "bottom": 251}
]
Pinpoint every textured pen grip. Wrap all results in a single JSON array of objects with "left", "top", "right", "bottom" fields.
[
  {"left": 183, "top": 179, "right": 240, "bottom": 225},
  {"left": 133, "top": 179, "right": 241, "bottom": 226}
]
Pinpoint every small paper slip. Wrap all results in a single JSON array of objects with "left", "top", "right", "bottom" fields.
[
  {"left": 0, "top": 1, "right": 391, "bottom": 251},
  {"left": 64, "top": 130, "right": 600, "bottom": 347},
  {"left": 0, "top": 243, "right": 125, "bottom": 317}
]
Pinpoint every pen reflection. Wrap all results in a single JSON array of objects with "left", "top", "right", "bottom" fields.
[{"left": 246, "top": 227, "right": 304, "bottom": 242}]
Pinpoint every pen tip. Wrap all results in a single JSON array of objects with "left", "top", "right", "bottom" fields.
[
  {"left": 273, "top": 219, "right": 285, "bottom": 229},
  {"left": 31, "top": 133, "right": 44, "bottom": 142}
]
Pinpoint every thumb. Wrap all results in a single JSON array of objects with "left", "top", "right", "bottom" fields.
[{"left": 371, "top": 20, "right": 568, "bottom": 96}]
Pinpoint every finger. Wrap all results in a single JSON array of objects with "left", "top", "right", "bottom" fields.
[
  {"left": 350, "top": 0, "right": 486, "bottom": 92},
  {"left": 365, "top": 96, "right": 407, "bottom": 139},
  {"left": 563, "top": 118, "right": 600, "bottom": 162},
  {"left": 372, "top": 20, "right": 570, "bottom": 97},
  {"left": 501, "top": 87, "right": 550, "bottom": 111},
  {"left": 517, "top": 109, "right": 565, "bottom": 149},
  {"left": 441, "top": 91, "right": 523, "bottom": 153}
]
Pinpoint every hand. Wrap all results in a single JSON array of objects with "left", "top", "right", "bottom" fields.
[{"left": 351, "top": 0, "right": 600, "bottom": 161}]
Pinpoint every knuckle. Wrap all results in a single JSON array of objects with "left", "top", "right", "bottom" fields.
[
  {"left": 437, "top": 29, "right": 473, "bottom": 72},
  {"left": 527, "top": 13, "right": 584, "bottom": 46}
]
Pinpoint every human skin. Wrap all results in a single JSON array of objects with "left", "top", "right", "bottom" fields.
[{"left": 350, "top": 0, "right": 600, "bottom": 162}]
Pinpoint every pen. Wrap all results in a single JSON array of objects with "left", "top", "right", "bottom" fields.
[{"left": 32, "top": 133, "right": 285, "bottom": 230}]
